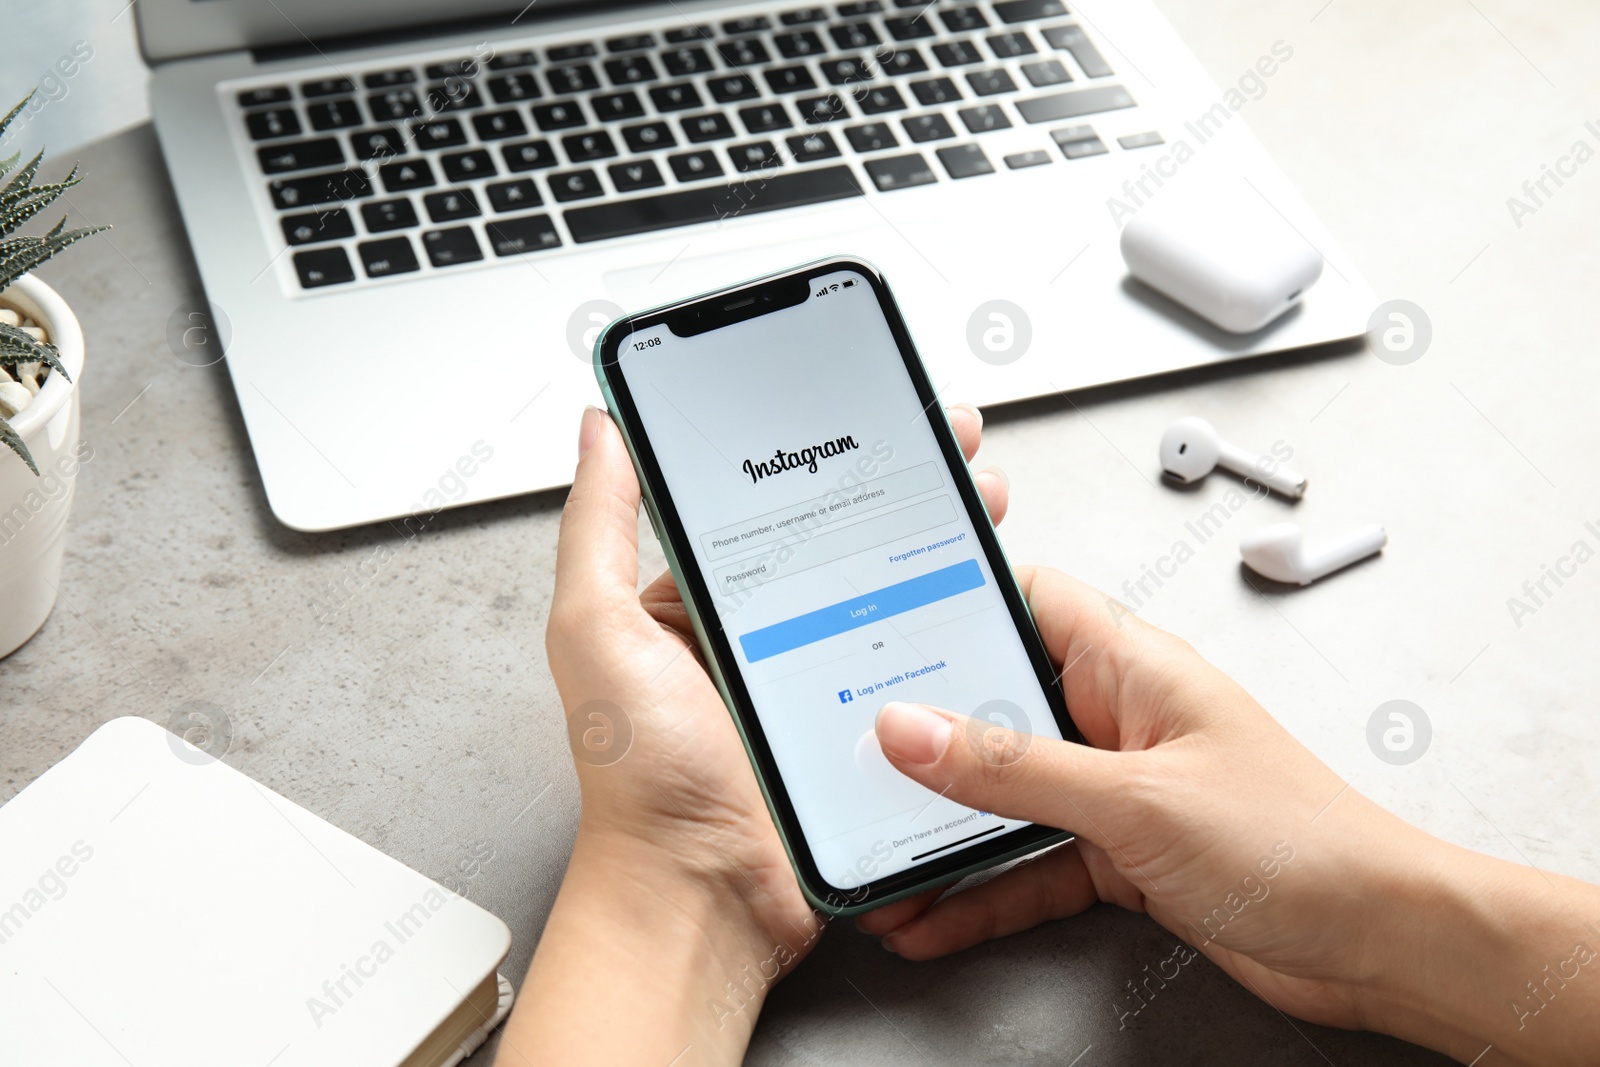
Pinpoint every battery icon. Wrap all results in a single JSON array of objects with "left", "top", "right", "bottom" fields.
[{"left": 842, "top": 279, "right": 856, "bottom": 288}]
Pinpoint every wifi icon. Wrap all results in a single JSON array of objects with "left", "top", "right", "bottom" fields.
[{"left": 830, "top": 283, "right": 840, "bottom": 292}]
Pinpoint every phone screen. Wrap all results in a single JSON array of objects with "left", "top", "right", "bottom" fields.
[{"left": 604, "top": 262, "right": 1074, "bottom": 905}]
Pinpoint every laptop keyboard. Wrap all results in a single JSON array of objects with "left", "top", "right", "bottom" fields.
[{"left": 229, "top": 0, "right": 1160, "bottom": 292}]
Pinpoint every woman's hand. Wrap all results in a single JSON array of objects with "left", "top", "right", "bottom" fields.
[
  {"left": 858, "top": 569, "right": 1600, "bottom": 1066},
  {"left": 500, "top": 404, "right": 1007, "bottom": 1067}
]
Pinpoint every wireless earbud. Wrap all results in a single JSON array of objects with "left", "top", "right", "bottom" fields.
[
  {"left": 1159, "top": 416, "right": 1307, "bottom": 499},
  {"left": 1239, "top": 522, "right": 1387, "bottom": 585}
]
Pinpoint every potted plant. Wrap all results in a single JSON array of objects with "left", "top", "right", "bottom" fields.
[{"left": 1, "top": 93, "right": 107, "bottom": 658}]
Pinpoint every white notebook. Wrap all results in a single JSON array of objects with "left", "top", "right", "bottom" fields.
[{"left": 0, "top": 717, "right": 513, "bottom": 1067}]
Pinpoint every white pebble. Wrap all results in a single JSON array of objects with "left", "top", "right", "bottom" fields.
[
  {"left": 0, "top": 309, "right": 18, "bottom": 326},
  {"left": 0, "top": 381, "right": 32, "bottom": 417},
  {"left": 20, "top": 326, "right": 47, "bottom": 342}
]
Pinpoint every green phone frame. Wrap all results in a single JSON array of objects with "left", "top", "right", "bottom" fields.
[{"left": 592, "top": 256, "right": 1080, "bottom": 917}]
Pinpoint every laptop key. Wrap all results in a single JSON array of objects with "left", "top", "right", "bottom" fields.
[
  {"left": 966, "top": 69, "right": 1017, "bottom": 96},
  {"left": 362, "top": 197, "right": 420, "bottom": 232},
  {"left": 882, "top": 15, "right": 935, "bottom": 39},
  {"left": 246, "top": 107, "right": 301, "bottom": 140},
  {"left": 563, "top": 130, "right": 618, "bottom": 162},
  {"left": 822, "top": 58, "right": 872, "bottom": 85},
  {"left": 664, "top": 25, "right": 713, "bottom": 43},
  {"left": 487, "top": 73, "right": 542, "bottom": 103},
  {"left": 718, "top": 38, "right": 771, "bottom": 67},
  {"left": 379, "top": 158, "right": 436, "bottom": 192},
  {"left": 787, "top": 130, "right": 841, "bottom": 162},
  {"left": 933, "top": 41, "right": 983, "bottom": 66},
  {"left": 564, "top": 164, "right": 862, "bottom": 242},
  {"left": 547, "top": 43, "right": 598, "bottom": 62},
  {"left": 739, "top": 104, "right": 793, "bottom": 134},
  {"left": 858, "top": 86, "right": 907, "bottom": 114},
  {"left": 411, "top": 118, "right": 467, "bottom": 148},
  {"left": 940, "top": 7, "right": 988, "bottom": 32},
  {"left": 351, "top": 127, "right": 406, "bottom": 161},
  {"left": 936, "top": 142, "right": 994, "bottom": 177},
  {"left": 797, "top": 93, "right": 850, "bottom": 123},
  {"left": 668, "top": 149, "right": 724, "bottom": 181},
  {"left": 368, "top": 89, "right": 422, "bottom": 120},
  {"left": 837, "top": 1, "right": 883, "bottom": 15},
  {"left": 239, "top": 86, "right": 292, "bottom": 108},
  {"left": 269, "top": 169, "right": 372, "bottom": 209},
  {"left": 863, "top": 152, "right": 936, "bottom": 191},
  {"left": 722, "top": 15, "right": 771, "bottom": 34},
  {"left": 609, "top": 159, "right": 666, "bottom": 192},
  {"left": 650, "top": 82, "right": 704, "bottom": 111},
  {"left": 1004, "top": 149, "right": 1052, "bottom": 168},
  {"left": 473, "top": 109, "right": 529, "bottom": 140},
  {"left": 606, "top": 34, "right": 656, "bottom": 52},
  {"left": 424, "top": 59, "right": 480, "bottom": 80},
  {"left": 1042, "top": 24, "right": 1113, "bottom": 77},
  {"left": 708, "top": 74, "right": 760, "bottom": 103},
  {"left": 605, "top": 55, "right": 659, "bottom": 85},
  {"left": 1118, "top": 131, "right": 1165, "bottom": 150},
  {"left": 293, "top": 247, "right": 355, "bottom": 288},
  {"left": 662, "top": 46, "right": 714, "bottom": 76},
  {"left": 533, "top": 101, "right": 587, "bottom": 131},
  {"left": 958, "top": 104, "right": 1011, "bottom": 132},
  {"left": 774, "top": 30, "right": 825, "bottom": 58},
  {"left": 994, "top": 0, "right": 1068, "bottom": 22},
  {"left": 503, "top": 139, "right": 558, "bottom": 171},
  {"left": 485, "top": 214, "right": 562, "bottom": 255},
  {"left": 830, "top": 22, "right": 881, "bottom": 50},
  {"left": 422, "top": 226, "right": 483, "bottom": 266},
  {"left": 428, "top": 83, "right": 484, "bottom": 111},
  {"left": 910, "top": 77, "right": 962, "bottom": 105},
  {"left": 308, "top": 98, "right": 362, "bottom": 131},
  {"left": 301, "top": 77, "right": 355, "bottom": 98},
  {"left": 441, "top": 149, "right": 497, "bottom": 182},
  {"left": 364, "top": 69, "right": 416, "bottom": 89},
  {"left": 988, "top": 32, "right": 1037, "bottom": 58},
  {"left": 844, "top": 123, "right": 898, "bottom": 153},
  {"left": 423, "top": 188, "right": 480, "bottom": 222},
  {"left": 880, "top": 48, "right": 930, "bottom": 76},
  {"left": 1017, "top": 84, "right": 1133, "bottom": 123},
  {"left": 902, "top": 113, "right": 956, "bottom": 142},
  {"left": 593, "top": 91, "right": 646, "bottom": 121},
  {"left": 547, "top": 65, "right": 600, "bottom": 94},
  {"left": 779, "top": 7, "right": 829, "bottom": 25},
  {"left": 1052, "top": 125, "right": 1108, "bottom": 158},
  {"left": 729, "top": 141, "right": 781, "bottom": 172},
  {"left": 281, "top": 208, "right": 355, "bottom": 245},
  {"left": 549, "top": 168, "right": 605, "bottom": 201},
  {"left": 487, "top": 51, "right": 539, "bottom": 70},
  {"left": 765, "top": 66, "right": 818, "bottom": 94},
  {"left": 357, "top": 236, "right": 420, "bottom": 277},
  {"left": 258, "top": 138, "right": 344, "bottom": 174},
  {"left": 1021, "top": 58, "right": 1071, "bottom": 87},
  {"left": 682, "top": 112, "right": 736, "bottom": 142},
  {"left": 486, "top": 178, "right": 543, "bottom": 212},
  {"left": 622, "top": 121, "right": 676, "bottom": 152}
]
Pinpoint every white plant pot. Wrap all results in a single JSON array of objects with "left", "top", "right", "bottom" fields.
[{"left": 1, "top": 274, "right": 87, "bottom": 659}]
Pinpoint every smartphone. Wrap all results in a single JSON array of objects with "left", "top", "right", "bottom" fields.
[{"left": 594, "top": 257, "right": 1083, "bottom": 915}]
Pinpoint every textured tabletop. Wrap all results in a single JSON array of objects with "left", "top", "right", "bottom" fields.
[{"left": 4, "top": 1, "right": 1598, "bottom": 1064}]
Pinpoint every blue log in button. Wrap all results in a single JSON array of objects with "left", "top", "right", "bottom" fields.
[{"left": 738, "top": 559, "right": 986, "bottom": 663}]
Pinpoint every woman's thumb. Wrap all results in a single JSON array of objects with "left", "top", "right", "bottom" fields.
[{"left": 874, "top": 701, "right": 1124, "bottom": 846}]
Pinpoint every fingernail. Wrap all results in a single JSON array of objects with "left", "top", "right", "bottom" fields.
[
  {"left": 982, "top": 465, "right": 1009, "bottom": 492},
  {"left": 952, "top": 402, "right": 983, "bottom": 430},
  {"left": 577, "top": 406, "right": 601, "bottom": 457},
  {"left": 881, "top": 933, "right": 902, "bottom": 954},
  {"left": 876, "top": 702, "right": 954, "bottom": 765}
]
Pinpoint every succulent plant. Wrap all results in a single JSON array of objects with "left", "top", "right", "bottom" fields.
[{"left": 1, "top": 92, "right": 108, "bottom": 475}]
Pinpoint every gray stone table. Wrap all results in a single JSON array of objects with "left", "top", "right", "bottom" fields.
[{"left": 4, "top": 1, "right": 1598, "bottom": 1063}]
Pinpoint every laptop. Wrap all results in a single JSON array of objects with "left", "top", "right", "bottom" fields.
[{"left": 140, "top": 0, "right": 1373, "bottom": 531}]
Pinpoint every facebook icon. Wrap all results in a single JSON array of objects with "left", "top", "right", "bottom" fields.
[{"left": 837, "top": 690, "right": 853, "bottom": 704}]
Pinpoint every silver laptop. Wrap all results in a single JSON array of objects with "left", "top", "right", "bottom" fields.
[{"left": 140, "top": 0, "right": 1373, "bottom": 531}]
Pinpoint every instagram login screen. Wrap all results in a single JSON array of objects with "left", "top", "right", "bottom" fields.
[{"left": 617, "top": 267, "right": 1064, "bottom": 890}]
